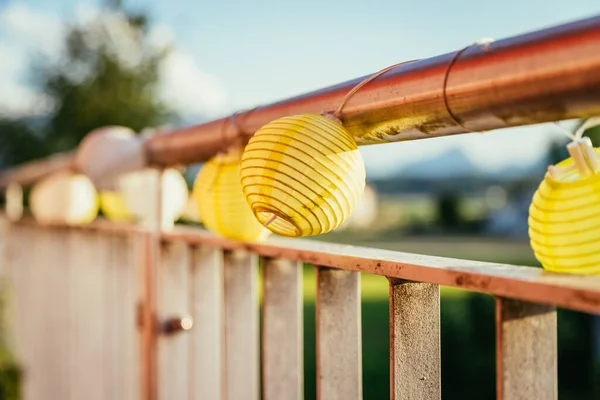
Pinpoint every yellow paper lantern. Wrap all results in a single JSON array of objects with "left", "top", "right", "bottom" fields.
[
  {"left": 180, "top": 193, "right": 202, "bottom": 223},
  {"left": 240, "top": 114, "right": 366, "bottom": 237},
  {"left": 528, "top": 137, "right": 600, "bottom": 274},
  {"left": 99, "top": 191, "right": 133, "bottom": 222},
  {"left": 193, "top": 149, "right": 269, "bottom": 241},
  {"left": 30, "top": 171, "right": 99, "bottom": 226}
]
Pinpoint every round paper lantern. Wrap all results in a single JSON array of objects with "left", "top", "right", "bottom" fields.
[
  {"left": 528, "top": 137, "right": 600, "bottom": 274},
  {"left": 193, "top": 149, "right": 269, "bottom": 241},
  {"left": 180, "top": 193, "right": 202, "bottom": 223},
  {"left": 30, "top": 171, "right": 99, "bottom": 226},
  {"left": 240, "top": 114, "right": 366, "bottom": 237},
  {"left": 118, "top": 168, "right": 188, "bottom": 229},
  {"left": 99, "top": 191, "right": 133, "bottom": 222}
]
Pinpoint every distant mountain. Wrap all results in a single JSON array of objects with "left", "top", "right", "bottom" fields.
[
  {"left": 377, "top": 146, "right": 547, "bottom": 181},
  {"left": 390, "top": 147, "right": 481, "bottom": 179}
]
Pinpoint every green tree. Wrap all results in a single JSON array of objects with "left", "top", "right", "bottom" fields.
[
  {"left": 0, "top": 1, "right": 175, "bottom": 167},
  {"left": 37, "top": 4, "right": 175, "bottom": 153}
]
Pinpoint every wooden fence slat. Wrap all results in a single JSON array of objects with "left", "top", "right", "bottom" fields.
[
  {"left": 6, "top": 224, "right": 35, "bottom": 399},
  {"left": 389, "top": 280, "right": 441, "bottom": 400},
  {"left": 26, "top": 227, "right": 71, "bottom": 400},
  {"left": 44, "top": 228, "right": 71, "bottom": 400},
  {"left": 68, "top": 230, "right": 109, "bottom": 400},
  {"left": 316, "top": 266, "right": 362, "bottom": 400},
  {"left": 224, "top": 250, "right": 260, "bottom": 400},
  {"left": 107, "top": 234, "right": 139, "bottom": 400},
  {"left": 190, "top": 246, "right": 224, "bottom": 400},
  {"left": 261, "top": 258, "right": 303, "bottom": 400},
  {"left": 496, "top": 298, "right": 557, "bottom": 400},
  {"left": 158, "top": 241, "right": 191, "bottom": 400}
]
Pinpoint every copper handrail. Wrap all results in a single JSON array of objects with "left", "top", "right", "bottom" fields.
[{"left": 2, "top": 15, "right": 600, "bottom": 188}]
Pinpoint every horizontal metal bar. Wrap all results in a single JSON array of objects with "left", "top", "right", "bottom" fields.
[
  {"left": 13, "top": 216, "right": 596, "bottom": 314},
  {"left": 0, "top": 151, "right": 76, "bottom": 188},
  {"left": 1, "top": 15, "right": 600, "bottom": 187},
  {"left": 162, "top": 227, "right": 600, "bottom": 315},
  {"left": 144, "top": 14, "right": 600, "bottom": 166}
]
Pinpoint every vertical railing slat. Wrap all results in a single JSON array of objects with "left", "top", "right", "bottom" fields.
[
  {"left": 224, "top": 250, "right": 260, "bottom": 400},
  {"left": 496, "top": 298, "right": 557, "bottom": 400},
  {"left": 261, "top": 257, "right": 303, "bottom": 400},
  {"left": 9, "top": 225, "right": 37, "bottom": 400},
  {"left": 108, "top": 234, "right": 139, "bottom": 400},
  {"left": 68, "top": 230, "right": 108, "bottom": 400},
  {"left": 389, "top": 279, "right": 441, "bottom": 400},
  {"left": 190, "top": 246, "right": 225, "bottom": 400},
  {"left": 157, "top": 241, "right": 191, "bottom": 400},
  {"left": 316, "top": 266, "right": 362, "bottom": 400}
]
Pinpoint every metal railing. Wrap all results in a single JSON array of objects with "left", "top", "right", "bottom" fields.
[{"left": 2, "top": 14, "right": 600, "bottom": 400}]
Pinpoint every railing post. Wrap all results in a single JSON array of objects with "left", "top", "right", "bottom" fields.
[
  {"left": 139, "top": 231, "right": 159, "bottom": 400},
  {"left": 316, "top": 266, "right": 362, "bottom": 400},
  {"left": 261, "top": 257, "right": 303, "bottom": 400},
  {"left": 190, "top": 246, "right": 225, "bottom": 399},
  {"left": 224, "top": 250, "right": 260, "bottom": 400},
  {"left": 496, "top": 297, "right": 557, "bottom": 400},
  {"left": 388, "top": 279, "right": 441, "bottom": 400}
]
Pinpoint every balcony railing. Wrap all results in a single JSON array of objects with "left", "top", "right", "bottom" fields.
[{"left": 1, "top": 13, "right": 600, "bottom": 400}]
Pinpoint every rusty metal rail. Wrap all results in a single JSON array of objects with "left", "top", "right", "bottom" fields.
[
  {"left": 10, "top": 217, "right": 600, "bottom": 315},
  {"left": 2, "top": 15, "right": 600, "bottom": 187}
]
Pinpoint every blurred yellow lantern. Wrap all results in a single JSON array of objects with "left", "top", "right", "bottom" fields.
[
  {"left": 99, "top": 191, "right": 133, "bottom": 222},
  {"left": 193, "top": 149, "right": 269, "bottom": 241},
  {"left": 30, "top": 171, "right": 99, "bottom": 226},
  {"left": 118, "top": 168, "right": 188, "bottom": 229},
  {"left": 180, "top": 193, "right": 202, "bottom": 223},
  {"left": 240, "top": 114, "right": 366, "bottom": 237},
  {"left": 528, "top": 136, "right": 600, "bottom": 275}
]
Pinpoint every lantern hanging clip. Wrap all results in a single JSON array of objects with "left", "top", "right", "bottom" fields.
[{"left": 550, "top": 117, "right": 600, "bottom": 179}]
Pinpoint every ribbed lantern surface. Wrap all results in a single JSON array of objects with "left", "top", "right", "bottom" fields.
[
  {"left": 193, "top": 149, "right": 270, "bottom": 242},
  {"left": 240, "top": 114, "right": 366, "bottom": 237},
  {"left": 528, "top": 149, "right": 600, "bottom": 274}
]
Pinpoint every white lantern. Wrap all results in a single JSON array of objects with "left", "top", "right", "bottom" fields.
[
  {"left": 118, "top": 168, "right": 188, "bottom": 229},
  {"left": 30, "top": 171, "right": 99, "bottom": 226}
]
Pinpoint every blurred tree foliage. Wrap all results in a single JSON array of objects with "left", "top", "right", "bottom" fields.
[{"left": 0, "top": 0, "right": 175, "bottom": 166}]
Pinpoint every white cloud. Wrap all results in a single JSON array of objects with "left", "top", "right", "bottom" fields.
[
  {"left": 0, "top": 3, "right": 63, "bottom": 58},
  {"left": 0, "top": 4, "right": 62, "bottom": 116},
  {"left": 158, "top": 48, "right": 229, "bottom": 119},
  {"left": 0, "top": 3, "right": 229, "bottom": 119}
]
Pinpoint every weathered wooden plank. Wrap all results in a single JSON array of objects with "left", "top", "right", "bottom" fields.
[
  {"left": 68, "top": 230, "right": 109, "bottom": 400},
  {"left": 261, "top": 258, "right": 303, "bottom": 400},
  {"left": 8, "top": 226, "right": 71, "bottom": 400},
  {"left": 164, "top": 226, "right": 600, "bottom": 315},
  {"left": 190, "top": 246, "right": 224, "bottom": 400},
  {"left": 4, "top": 224, "right": 35, "bottom": 399},
  {"left": 496, "top": 298, "right": 557, "bottom": 400},
  {"left": 316, "top": 266, "right": 362, "bottom": 400},
  {"left": 107, "top": 234, "right": 139, "bottom": 400},
  {"left": 389, "top": 280, "right": 440, "bottom": 400},
  {"left": 157, "top": 241, "right": 191, "bottom": 400},
  {"left": 224, "top": 250, "right": 260, "bottom": 400}
]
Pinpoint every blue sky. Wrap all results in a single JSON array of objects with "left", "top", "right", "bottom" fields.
[{"left": 1, "top": 0, "right": 600, "bottom": 177}]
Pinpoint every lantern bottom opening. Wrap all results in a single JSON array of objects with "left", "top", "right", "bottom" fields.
[{"left": 255, "top": 209, "right": 301, "bottom": 237}]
